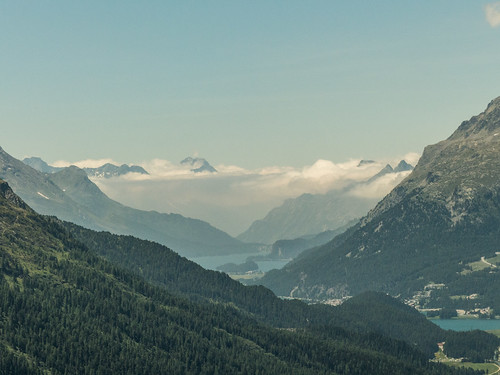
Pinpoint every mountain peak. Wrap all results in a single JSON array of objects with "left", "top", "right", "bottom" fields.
[
  {"left": 60, "top": 165, "right": 89, "bottom": 178},
  {"left": 366, "top": 164, "right": 394, "bottom": 183},
  {"left": 448, "top": 96, "right": 500, "bottom": 140},
  {"left": 22, "top": 156, "right": 149, "bottom": 178},
  {"left": 180, "top": 156, "right": 217, "bottom": 173},
  {"left": 50, "top": 165, "right": 104, "bottom": 198},
  {"left": 486, "top": 95, "right": 500, "bottom": 111},
  {"left": 84, "top": 163, "right": 149, "bottom": 178},
  {"left": 393, "top": 160, "right": 413, "bottom": 173},
  {"left": 23, "top": 157, "right": 62, "bottom": 173},
  {"left": 381, "top": 164, "right": 394, "bottom": 173}
]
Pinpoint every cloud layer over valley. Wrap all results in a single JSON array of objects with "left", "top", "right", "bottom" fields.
[{"left": 56, "top": 154, "right": 419, "bottom": 236}]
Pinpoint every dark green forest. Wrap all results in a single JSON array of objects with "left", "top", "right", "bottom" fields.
[
  {"left": 63, "top": 221, "right": 500, "bottom": 362},
  {"left": 0, "top": 180, "right": 493, "bottom": 374}
]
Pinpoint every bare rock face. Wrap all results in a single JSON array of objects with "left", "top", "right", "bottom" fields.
[
  {"left": 364, "top": 96, "right": 500, "bottom": 227},
  {"left": 0, "top": 179, "right": 29, "bottom": 210}
]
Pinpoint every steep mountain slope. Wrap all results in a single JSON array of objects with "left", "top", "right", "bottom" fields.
[
  {"left": 394, "top": 160, "right": 414, "bottom": 173},
  {"left": 1, "top": 179, "right": 480, "bottom": 374},
  {"left": 48, "top": 166, "right": 253, "bottom": 256},
  {"left": 23, "top": 156, "right": 61, "bottom": 173},
  {"left": 1, "top": 147, "right": 99, "bottom": 228},
  {"left": 367, "top": 160, "right": 413, "bottom": 183},
  {"left": 1, "top": 148, "right": 254, "bottom": 257},
  {"left": 238, "top": 190, "right": 374, "bottom": 244},
  {"left": 238, "top": 162, "right": 412, "bottom": 244},
  {"left": 259, "top": 223, "right": 357, "bottom": 261},
  {"left": 259, "top": 97, "right": 500, "bottom": 305}
]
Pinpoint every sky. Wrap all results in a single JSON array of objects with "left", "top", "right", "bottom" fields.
[
  {"left": 1, "top": 1, "right": 499, "bottom": 169},
  {"left": 1, "top": 2, "right": 500, "bottom": 235}
]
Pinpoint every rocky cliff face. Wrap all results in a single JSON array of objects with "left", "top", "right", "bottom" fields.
[
  {"left": 363, "top": 97, "right": 500, "bottom": 226},
  {"left": 0, "top": 179, "right": 29, "bottom": 210}
]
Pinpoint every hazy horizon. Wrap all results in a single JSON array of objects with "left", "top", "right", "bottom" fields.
[{"left": 16, "top": 151, "right": 417, "bottom": 236}]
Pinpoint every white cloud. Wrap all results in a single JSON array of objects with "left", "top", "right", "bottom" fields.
[
  {"left": 400, "top": 152, "right": 420, "bottom": 167},
  {"left": 91, "top": 154, "right": 420, "bottom": 235},
  {"left": 53, "top": 158, "right": 121, "bottom": 168},
  {"left": 485, "top": 2, "right": 500, "bottom": 27},
  {"left": 348, "top": 171, "right": 412, "bottom": 199},
  {"left": 214, "top": 164, "right": 250, "bottom": 175}
]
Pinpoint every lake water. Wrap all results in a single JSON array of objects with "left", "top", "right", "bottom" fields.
[
  {"left": 189, "top": 253, "right": 252, "bottom": 271},
  {"left": 256, "top": 259, "right": 290, "bottom": 272},
  {"left": 430, "top": 319, "right": 500, "bottom": 332},
  {"left": 188, "top": 253, "right": 289, "bottom": 272}
]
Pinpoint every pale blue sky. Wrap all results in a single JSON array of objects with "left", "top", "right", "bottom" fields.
[{"left": 1, "top": 1, "right": 500, "bottom": 168}]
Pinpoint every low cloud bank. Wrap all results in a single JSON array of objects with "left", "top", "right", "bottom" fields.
[
  {"left": 53, "top": 158, "right": 121, "bottom": 169},
  {"left": 81, "top": 153, "right": 419, "bottom": 236},
  {"left": 348, "top": 171, "right": 412, "bottom": 199}
]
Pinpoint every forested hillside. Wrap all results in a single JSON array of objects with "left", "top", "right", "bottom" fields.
[
  {"left": 0, "top": 179, "right": 487, "bottom": 374},
  {"left": 62, "top": 220, "right": 500, "bottom": 363}
]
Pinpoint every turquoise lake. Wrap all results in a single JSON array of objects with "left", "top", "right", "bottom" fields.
[
  {"left": 430, "top": 319, "right": 500, "bottom": 331},
  {"left": 189, "top": 253, "right": 289, "bottom": 272}
]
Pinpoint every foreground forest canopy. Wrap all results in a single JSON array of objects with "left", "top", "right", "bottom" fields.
[{"left": 0, "top": 179, "right": 497, "bottom": 374}]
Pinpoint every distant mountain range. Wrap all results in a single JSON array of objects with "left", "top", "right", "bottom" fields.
[
  {"left": 366, "top": 160, "right": 413, "bottom": 183},
  {"left": 24, "top": 155, "right": 218, "bottom": 176},
  {"left": 22, "top": 156, "right": 61, "bottom": 173},
  {"left": 180, "top": 156, "right": 217, "bottom": 173},
  {"left": 84, "top": 163, "right": 149, "bottom": 178},
  {"left": 1, "top": 147, "right": 255, "bottom": 257},
  {"left": 258, "top": 97, "right": 500, "bottom": 315},
  {"left": 23, "top": 156, "right": 149, "bottom": 178},
  {"left": 238, "top": 161, "right": 413, "bottom": 244}
]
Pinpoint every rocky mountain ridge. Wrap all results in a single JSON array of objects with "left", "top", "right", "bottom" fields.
[
  {"left": 23, "top": 156, "right": 149, "bottom": 178},
  {"left": 180, "top": 156, "right": 217, "bottom": 173}
]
